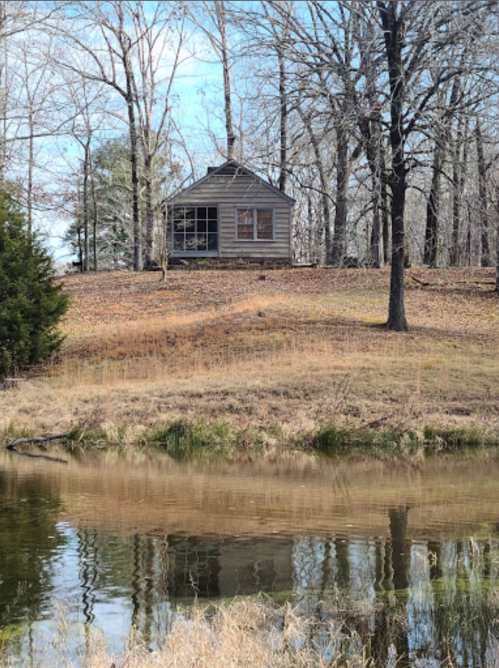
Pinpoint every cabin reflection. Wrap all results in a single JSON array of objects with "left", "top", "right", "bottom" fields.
[
  {"left": 66, "top": 522, "right": 499, "bottom": 665},
  {"left": 4, "top": 518, "right": 499, "bottom": 666}
]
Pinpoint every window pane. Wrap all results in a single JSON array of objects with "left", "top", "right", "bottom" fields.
[
  {"left": 257, "top": 210, "right": 273, "bottom": 239},
  {"left": 173, "top": 207, "right": 184, "bottom": 232},
  {"left": 237, "top": 209, "right": 253, "bottom": 240},
  {"left": 184, "top": 207, "right": 195, "bottom": 221},
  {"left": 185, "top": 233, "right": 197, "bottom": 250},
  {"left": 208, "top": 207, "right": 218, "bottom": 220},
  {"left": 208, "top": 218, "right": 217, "bottom": 232},
  {"left": 195, "top": 234, "right": 207, "bottom": 250},
  {"left": 198, "top": 218, "right": 207, "bottom": 233},
  {"left": 174, "top": 233, "right": 185, "bottom": 251},
  {"left": 238, "top": 224, "right": 253, "bottom": 239},
  {"left": 237, "top": 209, "right": 252, "bottom": 225},
  {"left": 184, "top": 217, "right": 195, "bottom": 232},
  {"left": 197, "top": 207, "right": 207, "bottom": 220},
  {"left": 208, "top": 234, "right": 218, "bottom": 251}
]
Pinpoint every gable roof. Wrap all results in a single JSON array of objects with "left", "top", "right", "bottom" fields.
[{"left": 166, "top": 159, "right": 296, "bottom": 206}]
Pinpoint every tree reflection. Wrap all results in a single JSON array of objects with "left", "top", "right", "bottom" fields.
[{"left": 0, "top": 472, "right": 66, "bottom": 630}]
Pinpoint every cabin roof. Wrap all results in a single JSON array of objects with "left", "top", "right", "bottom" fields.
[{"left": 166, "top": 159, "right": 296, "bottom": 206}]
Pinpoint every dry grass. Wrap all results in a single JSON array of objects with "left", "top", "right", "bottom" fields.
[
  {"left": 1, "top": 267, "right": 498, "bottom": 440},
  {"left": 32, "top": 600, "right": 374, "bottom": 668}
]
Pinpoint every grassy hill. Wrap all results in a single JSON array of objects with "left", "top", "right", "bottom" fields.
[{"left": 2, "top": 267, "right": 498, "bottom": 450}]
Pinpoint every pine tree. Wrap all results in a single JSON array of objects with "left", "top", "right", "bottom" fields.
[{"left": 0, "top": 191, "right": 68, "bottom": 379}]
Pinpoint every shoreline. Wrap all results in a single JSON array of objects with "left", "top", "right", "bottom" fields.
[{"left": 3, "top": 418, "right": 499, "bottom": 460}]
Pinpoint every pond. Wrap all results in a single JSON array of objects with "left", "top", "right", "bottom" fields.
[{"left": 1, "top": 448, "right": 499, "bottom": 666}]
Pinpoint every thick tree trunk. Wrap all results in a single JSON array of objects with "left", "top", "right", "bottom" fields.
[
  {"left": 424, "top": 141, "right": 442, "bottom": 268},
  {"left": 331, "top": 121, "right": 349, "bottom": 266},
  {"left": 379, "top": 1, "right": 408, "bottom": 331},
  {"left": 476, "top": 121, "right": 490, "bottom": 267},
  {"left": 389, "top": 505, "right": 410, "bottom": 660},
  {"left": 389, "top": 171, "right": 408, "bottom": 331}
]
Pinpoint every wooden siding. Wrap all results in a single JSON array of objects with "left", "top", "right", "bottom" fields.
[{"left": 171, "top": 174, "right": 292, "bottom": 260}]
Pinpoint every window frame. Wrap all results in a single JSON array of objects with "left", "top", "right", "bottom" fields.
[
  {"left": 171, "top": 204, "right": 219, "bottom": 257},
  {"left": 235, "top": 207, "right": 275, "bottom": 242}
]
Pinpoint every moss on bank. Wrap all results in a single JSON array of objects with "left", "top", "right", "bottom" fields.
[
  {"left": 2, "top": 418, "right": 499, "bottom": 461},
  {"left": 307, "top": 424, "right": 498, "bottom": 457}
]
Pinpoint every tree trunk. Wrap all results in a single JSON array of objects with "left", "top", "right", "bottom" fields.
[
  {"left": 278, "top": 45, "right": 287, "bottom": 193},
  {"left": 448, "top": 77, "right": 465, "bottom": 267},
  {"left": 378, "top": 1, "right": 408, "bottom": 331},
  {"left": 359, "top": 107, "right": 384, "bottom": 267},
  {"left": 83, "top": 140, "right": 90, "bottom": 272},
  {"left": 450, "top": 145, "right": 461, "bottom": 266},
  {"left": 27, "top": 109, "right": 34, "bottom": 239},
  {"left": 424, "top": 141, "right": 442, "bottom": 268},
  {"left": 331, "top": 120, "right": 349, "bottom": 266},
  {"left": 496, "top": 192, "right": 499, "bottom": 292},
  {"left": 389, "top": 170, "right": 408, "bottom": 331},
  {"left": 0, "top": 1, "right": 7, "bottom": 187},
  {"left": 307, "top": 195, "right": 313, "bottom": 262},
  {"left": 476, "top": 121, "right": 490, "bottom": 267},
  {"left": 381, "top": 168, "right": 390, "bottom": 266},
  {"left": 389, "top": 506, "right": 410, "bottom": 660},
  {"left": 215, "top": 0, "right": 235, "bottom": 161},
  {"left": 371, "top": 190, "right": 382, "bottom": 268},
  {"left": 143, "top": 141, "right": 154, "bottom": 266},
  {"left": 77, "top": 223, "right": 83, "bottom": 272},
  {"left": 119, "top": 16, "right": 142, "bottom": 272},
  {"left": 299, "top": 108, "right": 331, "bottom": 265},
  {"left": 91, "top": 169, "right": 98, "bottom": 271},
  {"left": 126, "top": 91, "right": 141, "bottom": 271}
]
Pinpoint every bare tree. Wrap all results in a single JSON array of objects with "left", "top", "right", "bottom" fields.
[
  {"left": 372, "top": 0, "right": 496, "bottom": 329},
  {"left": 52, "top": 1, "right": 150, "bottom": 270},
  {"left": 130, "top": 2, "right": 185, "bottom": 266}
]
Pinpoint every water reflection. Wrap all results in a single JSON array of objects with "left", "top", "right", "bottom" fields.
[
  {"left": 1, "top": 452, "right": 499, "bottom": 666},
  {"left": 33, "top": 526, "right": 497, "bottom": 665},
  {"left": 0, "top": 471, "right": 66, "bottom": 627}
]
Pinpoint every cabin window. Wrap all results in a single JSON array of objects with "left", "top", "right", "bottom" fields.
[
  {"left": 172, "top": 206, "right": 218, "bottom": 254},
  {"left": 236, "top": 208, "right": 274, "bottom": 241}
]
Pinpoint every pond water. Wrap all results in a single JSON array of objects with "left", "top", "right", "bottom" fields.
[{"left": 1, "top": 448, "right": 499, "bottom": 666}]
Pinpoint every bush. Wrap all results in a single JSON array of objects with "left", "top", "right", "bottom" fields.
[{"left": 0, "top": 192, "right": 68, "bottom": 379}]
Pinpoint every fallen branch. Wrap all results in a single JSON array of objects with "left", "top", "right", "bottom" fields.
[
  {"left": 411, "top": 276, "right": 432, "bottom": 287},
  {"left": 6, "top": 433, "right": 70, "bottom": 464}
]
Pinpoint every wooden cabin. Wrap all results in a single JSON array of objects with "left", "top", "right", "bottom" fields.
[{"left": 166, "top": 160, "right": 295, "bottom": 263}]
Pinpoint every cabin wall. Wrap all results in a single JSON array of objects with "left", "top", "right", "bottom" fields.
[{"left": 172, "top": 174, "right": 292, "bottom": 260}]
